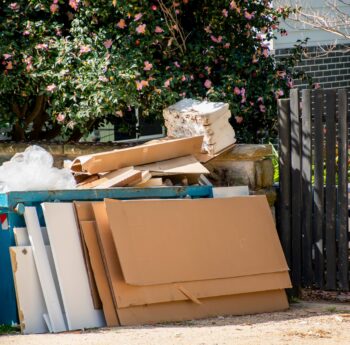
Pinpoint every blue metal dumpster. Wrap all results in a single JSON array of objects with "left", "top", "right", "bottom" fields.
[{"left": 0, "top": 186, "right": 213, "bottom": 325}]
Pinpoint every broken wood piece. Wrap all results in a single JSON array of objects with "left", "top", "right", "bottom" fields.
[
  {"left": 135, "top": 178, "right": 163, "bottom": 188},
  {"left": 128, "top": 170, "right": 152, "bottom": 187},
  {"left": 71, "top": 136, "right": 203, "bottom": 174},
  {"left": 136, "top": 155, "right": 209, "bottom": 176},
  {"left": 76, "top": 174, "right": 99, "bottom": 187},
  {"left": 92, "top": 167, "right": 142, "bottom": 189}
]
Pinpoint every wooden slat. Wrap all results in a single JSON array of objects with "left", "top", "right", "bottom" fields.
[
  {"left": 337, "top": 89, "right": 349, "bottom": 291},
  {"left": 301, "top": 89, "right": 313, "bottom": 287},
  {"left": 277, "top": 99, "right": 292, "bottom": 267},
  {"left": 325, "top": 89, "right": 337, "bottom": 290},
  {"left": 313, "top": 89, "right": 325, "bottom": 289},
  {"left": 290, "top": 88, "right": 302, "bottom": 292}
]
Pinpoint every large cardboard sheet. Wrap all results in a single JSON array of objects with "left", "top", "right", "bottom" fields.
[
  {"left": 71, "top": 136, "right": 204, "bottom": 174},
  {"left": 87, "top": 202, "right": 291, "bottom": 309},
  {"left": 42, "top": 203, "right": 105, "bottom": 330},
  {"left": 80, "top": 221, "right": 119, "bottom": 327},
  {"left": 105, "top": 196, "right": 289, "bottom": 286},
  {"left": 117, "top": 289, "right": 288, "bottom": 326}
]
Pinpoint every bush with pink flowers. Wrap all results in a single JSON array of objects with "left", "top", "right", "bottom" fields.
[{"left": 0, "top": 1, "right": 308, "bottom": 142}]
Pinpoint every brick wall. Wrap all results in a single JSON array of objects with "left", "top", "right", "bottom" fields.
[{"left": 274, "top": 44, "right": 350, "bottom": 89}]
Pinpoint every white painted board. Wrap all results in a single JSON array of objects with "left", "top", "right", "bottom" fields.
[
  {"left": 42, "top": 202, "right": 105, "bottom": 330},
  {"left": 213, "top": 186, "right": 249, "bottom": 198},
  {"left": 24, "top": 207, "right": 67, "bottom": 333},
  {"left": 14, "top": 227, "right": 49, "bottom": 246},
  {"left": 10, "top": 246, "right": 49, "bottom": 334}
]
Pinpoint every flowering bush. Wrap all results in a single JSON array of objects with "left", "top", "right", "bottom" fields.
[{"left": 0, "top": 0, "right": 307, "bottom": 142}]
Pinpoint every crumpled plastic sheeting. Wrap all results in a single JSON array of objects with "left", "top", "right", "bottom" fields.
[{"left": 0, "top": 145, "right": 76, "bottom": 192}]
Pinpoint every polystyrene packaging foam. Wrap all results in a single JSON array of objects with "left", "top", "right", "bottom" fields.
[{"left": 0, "top": 145, "right": 76, "bottom": 192}]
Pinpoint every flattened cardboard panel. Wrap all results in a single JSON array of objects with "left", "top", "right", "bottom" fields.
[
  {"left": 10, "top": 247, "right": 48, "bottom": 334},
  {"left": 71, "top": 136, "right": 204, "bottom": 174},
  {"left": 80, "top": 221, "right": 119, "bottom": 327},
  {"left": 94, "top": 168, "right": 142, "bottom": 189},
  {"left": 136, "top": 155, "right": 209, "bottom": 175},
  {"left": 93, "top": 202, "right": 291, "bottom": 308},
  {"left": 74, "top": 201, "right": 95, "bottom": 221},
  {"left": 24, "top": 207, "right": 67, "bottom": 333},
  {"left": 105, "top": 196, "right": 288, "bottom": 286},
  {"left": 14, "top": 227, "right": 49, "bottom": 246},
  {"left": 42, "top": 203, "right": 105, "bottom": 330},
  {"left": 118, "top": 289, "right": 289, "bottom": 326}
]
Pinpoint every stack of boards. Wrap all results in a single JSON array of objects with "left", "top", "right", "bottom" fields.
[
  {"left": 10, "top": 193, "right": 291, "bottom": 334},
  {"left": 163, "top": 99, "right": 236, "bottom": 156},
  {"left": 71, "top": 136, "right": 212, "bottom": 189}
]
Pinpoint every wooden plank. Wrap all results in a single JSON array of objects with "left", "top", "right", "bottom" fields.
[
  {"left": 135, "top": 178, "right": 163, "bottom": 188},
  {"left": 337, "top": 89, "right": 349, "bottom": 291},
  {"left": 277, "top": 99, "right": 292, "bottom": 268},
  {"left": 313, "top": 89, "right": 325, "bottom": 289},
  {"left": 13, "top": 227, "right": 49, "bottom": 246},
  {"left": 80, "top": 221, "right": 119, "bottom": 326},
  {"left": 41, "top": 203, "right": 105, "bottom": 330},
  {"left": 10, "top": 246, "right": 49, "bottom": 334},
  {"left": 24, "top": 207, "right": 67, "bottom": 333},
  {"left": 290, "top": 88, "right": 302, "bottom": 291},
  {"left": 324, "top": 89, "right": 337, "bottom": 290},
  {"left": 301, "top": 89, "right": 313, "bottom": 287}
]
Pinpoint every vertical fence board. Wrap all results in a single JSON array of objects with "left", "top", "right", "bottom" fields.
[
  {"left": 313, "top": 89, "right": 325, "bottom": 289},
  {"left": 301, "top": 90, "right": 313, "bottom": 286},
  {"left": 337, "top": 89, "right": 349, "bottom": 291},
  {"left": 290, "top": 88, "right": 302, "bottom": 291},
  {"left": 278, "top": 99, "right": 292, "bottom": 268},
  {"left": 325, "top": 89, "right": 337, "bottom": 290}
]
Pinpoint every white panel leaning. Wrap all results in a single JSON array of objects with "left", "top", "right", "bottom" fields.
[
  {"left": 42, "top": 202, "right": 105, "bottom": 330},
  {"left": 24, "top": 207, "right": 67, "bottom": 333}
]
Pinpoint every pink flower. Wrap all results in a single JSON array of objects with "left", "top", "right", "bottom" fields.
[
  {"left": 223, "top": 43, "right": 230, "bottom": 49},
  {"left": 230, "top": 1, "right": 237, "bottom": 10},
  {"left": 134, "top": 13, "right": 143, "bottom": 21},
  {"left": 181, "top": 75, "right": 187, "bottom": 82},
  {"left": 5, "top": 61, "right": 13, "bottom": 70},
  {"left": 35, "top": 43, "right": 48, "bottom": 50},
  {"left": 79, "top": 45, "right": 91, "bottom": 54},
  {"left": 56, "top": 113, "right": 65, "bottom": 122},
  {"left": 233, "top": 86, "right": 241, "bottom": 95},
  {"left": 136, "top": 24, "right": 146, "bottom": 34},
  {"left": 117, "top": 19, "right": 127, "bottom": 29},
  {"left": 25, "top": 56, "right": 33, "bottom": 72},
  {"left": 275, "top": 89, "right": 284, "bottom": 98},
  {"left": 151, "top": 5, "right": 157, "bottom": 10},
  {"left": 136, "top": 80, "right": 149, "bottom": 91},
  {"left": 50, "top": 3, "right": 59, "bottom": 14},
  {"left": 3, "top": 54, "right": 12, "bottom": 60},
  {"left": 103, "top": 39, "right": 113, "bottom": 49},
  {"left": 23, "top": 30, "right": 30, "bottom": 36},
  {"left": 240, "top": 88, "right": 246, "bottom": 97},
  {"left": 9, "top": 3, "right": 20, "bottom": 11},
  {"left": 259, "top": 104, "right": 266, "bottom": 113},
  {"left": 210, "top": 35, "right": 222, "bottom": 43},
  {"left": 155, "top": 26, "right": 164, "bottom": 33},
  {"left": 204, "top": 26, "right": 212, "bottom": 34},
  {"left": 313, "top": 83, "right": 321, "bottom": 89},
  {"left": 69, "top": 0, "right": 80, "bottom": 11},
  {"left": 257, "top": 97, "right": 263, "bottom": 102},
  {"left": 143, "top": 61, "right": 153, "bottom": 71},
  {"left": 244, "top": 11, "right": 254, "bottom": 20},
  {"left": 263, "top": 48, "right": 269, "bottom": 58},
  {"left": 46, "top": 84, "right": 56, "bottom": 92},
  {"left": 235, "top": 116, "right": 243, "bottom": 124},
  {"left": 222, "top": 9, "right": 228, "bottom": 17},
  {"left": 174, "top": 61, "right": 180, "bottom": 68},
  {"left": 98, "top": 76, "right": 108, "bottom": 82},
  {"left": 55, "top": 28, "right": 62, "bottom": 36},
  {"left": 164, "top": 78, "right": 172, "bottom": 88},
  {"left": 204, "top": 79, "right": 212, "bottom": 89}
]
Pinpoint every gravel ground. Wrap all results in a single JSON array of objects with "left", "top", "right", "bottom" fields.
[{"left": 1, "top": 301, "right": 350, "bottom": 345}]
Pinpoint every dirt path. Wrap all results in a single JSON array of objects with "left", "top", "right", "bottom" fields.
[{"left": 1, "top": 301, "right": 350, "bottom": 345}]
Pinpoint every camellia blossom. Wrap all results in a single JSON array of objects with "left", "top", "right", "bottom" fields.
[
  {"left": 9, "top": 3, "right": 20, "bottom": 11},
  {"left": 223, "top": 43, "right": 230, "bottom": 49},
  {"left": 259, "top": 104, "right": 266, "bottom": 113},
  {"left": 35, "top": 43, "right": 48, "bottom": 50},
  {"left": 136, "top": 24, "right": 146, "bottom": 34},
  {"left": 204, "top": 79, "right": 212, "bottom": 89},
  {"left": 210, "top": 35, "right": 222, "bottom": 43},
  {"left": 5, "top": 61, "right": 13, "bottom": 70},
  {"left": 275, "top": 89, "right": 284, "bottom": 98},
  {"left": 3, "top": 54, "right": 12, "bottom": 60},
  {"left": 56, "top": 113, "right": 65, "bottom": 122},
  {"left": 151, "top": 5, "right": 157, "bottom": 10},
  {"left": 117, "top": 19, "right": 126, "bottom": 29},
  {"left": 50, "top": 3, "right": 59, "bottom": 14},
  {"left": 233, "top": 86, "right": 241, "bottom": 95},
  {"left": 244, "top": 11, "right": 254, "bottom": 20},
  {"left": 222, "top": 9, "right": 228, "bottom": 17},
  {"left": 164, "top": 78, "right": 172, "bottom": 88},
  {"left": 154, "top": 26, "right": 164, "bottom": 33},
  {"left": 46, "top": 84, "right": 56, "bottom": 92},
  {"left": 69, "top": 0, "right": 80, "bottom": 11},
  {"left": 143, "top": 61, "right": 153, "bottom": 71},
  {"left": 134, "top": 13, "right": 143, "bottom": 21},
  {"left": 174, "top": 61, "right": 180, "bottom": 68},
  {"left": 79, "top": 45, "right": 91, "bottom": 54},
  {"left": 103, "top": 39, "right": 113, "bottom": 49},
  {"left": 136, "top": 80, "right": 149, "bottom": 90},
  {"left": 235, "top": 116, "right": 243, "bottom": 124}
]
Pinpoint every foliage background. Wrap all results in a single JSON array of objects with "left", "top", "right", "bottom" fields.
[{"left": 0, "top": 0, "right": 308, "bottom": 142}]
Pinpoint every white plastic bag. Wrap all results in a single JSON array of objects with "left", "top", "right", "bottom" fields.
[{"left": 0, "top": 145, "right": 76, "bottom": 192}]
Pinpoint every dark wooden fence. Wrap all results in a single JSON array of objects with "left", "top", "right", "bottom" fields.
[{"left": 277, "top": 89, "right": 349, "bottom": 293}]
